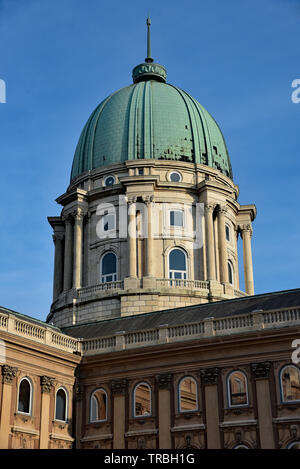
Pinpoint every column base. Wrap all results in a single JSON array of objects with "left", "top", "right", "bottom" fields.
[
  {"left": 124, "top": 277, "right": 139, "bottom": 290},
  {"left": 142, "top": 276, "right": 157, "bottom": 289}
]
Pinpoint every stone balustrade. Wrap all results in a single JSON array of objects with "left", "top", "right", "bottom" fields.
[
  {"left": 81, "top": 307, "right": 300, "bottom": 356},
  {"left": 0, "top": 310, "right": 81, "bottom": 354}
]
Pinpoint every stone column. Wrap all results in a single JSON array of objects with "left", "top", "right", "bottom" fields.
[
  {"left": 156, "top": 373, "right": 172, "bottom": 449},
  {"left": 63, "top": 214, "right": 73, "bottom": 291},
  {"left": 74, "top": 382, "right": 83, "bottom": 449},
  {"left": 52, "top": 233, "right": 64, "bottom": 301},
  {"left": 111, "top": 379, "right": 128, "bottom": 449},
  {"left": 143, "top": 195, "right": 154, "bottom": 277},
  {"left": 0, "top": 365, "right": 18, "bottom": 449},
  {"left": 39, "top": 376, "right": 55, "bottom": 449},
  {"left": 240, "top": 224, "right": 254, "bottom": 295},
  {"left": 217, "top": 205, "right": 228, "bottom": 284},
  {"left": 200, "top": 367, "right": 221, "bottom": 449},
  {"left": 73, "top": 208, "right": 85, "bottom": 289},
  {"left": 204, "top": 203, "right": 216, "bottom": 281},
  {"left": 127, "top": 197, "right": 137, "bottom": 278},
  {"left": 251, "top": 361, "right": 275, "bottom": 449}
]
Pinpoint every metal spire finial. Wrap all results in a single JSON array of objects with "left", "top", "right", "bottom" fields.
[{"left": 145, "top": 15, "right": 154, "bottom": 63}]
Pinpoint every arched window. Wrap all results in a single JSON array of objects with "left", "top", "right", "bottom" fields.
[
  {"left": 169, "top": 248, "right": 187, "bottom": 281},
  {"left": 55, "top": 388, "right": 67, "bottom": 422},
  {"left": 134, "top": 383, "right": 151, "bottom": 417},
  {"left": 179, "top": 377, "right": 198, "bottom": 412},
  {"left": 287, "top": 441, "right": 300, "bottom": 449},
  {"left": 90, "top": 388, "right": 107, "bottom": 422},
  {"left": 228, "top": 261, "right": 234, "bottom": 285},
  {"left": 233, "top": 444, "right": 250, "bottom": 449},
  {"left": 227, "top": 371, "right": 248, "bottom": 407},
  {"left": 18, "top": 377, "right": 32, "bottom": 415},
  {"left": 100, "top": 252, "right": 117, "bottom": 283},
  {"left": 280, "top": 365, "right": 300, "bottom": 403}
]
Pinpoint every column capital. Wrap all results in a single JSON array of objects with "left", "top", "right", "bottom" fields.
[
  {"left": 2, "top": 365, "right": 18, "bottom": 384},
  {"left": 238, "top": 223, "right": 253, "bottom": 237},
  {"left": 142, "top": 194, "right": 155, "bottom": 206},
  {"left": 156, "top": 373, "right": 172, "bottom": 390},
  {"left": 40, "top": 375, "right": 56, "bottom": 393},
  {"left": 111, "top": 378, "right": 128, "bottom": 395},
  {"left": 72, "top": 207, "right": 86, "bottom": 222},
  {"left": 61, "top": 212, "right": 73, "bottom": 223},
  {"left": 216, "top": 204, "right": 228, "bottom": 215},
  {"left": 204, "top": 202, "right": 216, "bottom": 213},
  {"left": 251, "top": 361, "right": 272, "bottom": 379},
  {"left": 125, "top": 195, "right": 137, "bottom": 205},
  {"left": 74, "top": 383, "right": 84, "bottom": 401},
  {"left": 200, "top": 367, "right": 220, "bottom": 385},
  {"left": 52, "top": 233, "right": 65, "bottom": 244}
]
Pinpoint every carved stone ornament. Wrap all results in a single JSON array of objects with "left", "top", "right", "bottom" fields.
[
  {"left": 40, "top": 375, "right": 55, "bottom": 393},
  {"left": 156, "top": 373, "right": 172, "bottom": 390},
  {"left": 239, "top": 223, "right": 253, "bottom": 237},
  {"left": 217, "top": 204, "right": 228, "bottom": 215},
  {"left": 111, "top": 379, "right": 128, "bottom": 395},
  {"left": 75, "top": 383, "right": 84, "bottom": 401},
  {"left": 251, "top": 361, "right": 272, "bottom": 379},
  {"left": 2, "top": 365, "right": 18, "bottom": 384},
  {"left": 142, "top": 194, "right": 155, "bottom": 206},
  {"left": 200, "top": 367, "right": 219, "bottom": 385},
  {"left": 52, "top": 233, "right": 65, "bottom": 244},
  {"left": 126, "top": 195, "right": 137, "bottom": 205},
  {"left": 204, "top": 202, "right": 215, "bottom": 213}
]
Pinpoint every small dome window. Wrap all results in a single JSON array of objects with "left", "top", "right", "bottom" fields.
[
  {"left": 104, "top": 175, "right": 115, "bottom": 187},
  {"left": 169, "top": 171, "right": 182, "bottom": 183}
]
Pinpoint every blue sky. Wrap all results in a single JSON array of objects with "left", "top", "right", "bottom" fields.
[{"left": 0, "top": 0, "right": 299, "bottom": 321}]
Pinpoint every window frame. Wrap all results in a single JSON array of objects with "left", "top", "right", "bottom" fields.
[
  {"left": 225, "top": 224, "right": 230, "bottom": 242},
  {"left": 89, "top": 388, "right": 108, "bottom": 423},
  {"left": 227, "top": 370, "right": 249, "bottom": 408},
  {"left": 169, "top": 209, "right": 184, "bottom": 228},
  {"left": 169, "top": 171, "right": 182, "bottom": 183},
  {"left": 54, "top": 387, "right": 68, "bottom": 423},
  {"left": 178, "top": 376, "right": 198, "bottom": 413},
  {"left": 133, "top": 382, "right": 152, "bottom": 418},
  {"left": 168, "top": 247, "right": 188, "bottom": 281},
  {"left": 17, "top": 377, "right": 33, "bottom": 416},
  {"left": 228, "top": 260, "right": 234, "bottom": 286},
  {"left": 280, "top": 364, "right": 300, "bottom": 404},
  {"left": 103, "top": 175, "right": 116, "bottom": 187},
  {"left": 100, "top": 251, "right": 118, "bottom": 283}
]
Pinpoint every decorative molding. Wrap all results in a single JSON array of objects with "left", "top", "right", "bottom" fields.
[
  {"left": 200, "top": 367, "right": 219, "bottom": 385},
  {"left": 204, "top": 202, "right": 215, "bottom": 213},
  {"left": 2, "top": 365, "right": 18, "bottom": 384},
  {"left": 251, "top": 361, "right": 272, "bottom": 379},
  {"left": 111, "top": 378, "right": 128, "bottom": 395},
  {"left": 40, "top": 376, "right": 56, "bottom": 393},
  {"left": 52, "top": 233, "right": 65, "bottom": 243},
  {"left": 156, "top": 373, "right": 172, "bottom": 390},
  {"left": 216, "top": 204, "right": 228, "bottom": 215},
  {"left": 142, "top": 195, "right": 155, "bottom": 206}
]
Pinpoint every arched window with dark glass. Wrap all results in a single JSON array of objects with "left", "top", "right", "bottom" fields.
[
  {"left": 287, "top": 441, "right": 300, "bottom": 449},
  {"left": 179, "top": 377, "right": 198, "bottom": 412},
  {"left": 169, "top": 248, "right": 187, "bottom": 281},
  {"left": 228, "top": 261, "right": 234, "bottom": 285},
  {"left": 18, "top": 377, "right": 32, "bottom": 414},
  {"left": 280, "top": 365, "right": 300, "bottom": 403},
  {"left": 227, "top": 371, "right": 248, "bottom": 407},
  {"left": 55, "top": 388, "right": 67, "bottom": 421},
  {"left": 90, "top": 388, "right": 107, "bottom": 422},
  {"left": 100, "top": 252, "right": 117, "bottom": 283},
  {"left": 134, "top": 383, "right": 151, "bottom": 417}
]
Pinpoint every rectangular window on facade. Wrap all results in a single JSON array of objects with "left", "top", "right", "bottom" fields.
[
  {"left": 170, "top": 210, "right": 183, "bottom": 227},
  {"left": 103, "top": 214, "right": 115, "bottom": 232},
  {"left": 225, "top": 225, "right": 230, "bottom": 241}
]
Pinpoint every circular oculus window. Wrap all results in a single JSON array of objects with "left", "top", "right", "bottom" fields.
[
  {"left": 104, "top": 175, "right": 115, "bottom": 187},
  {"left": 169, "top": 171, "right": 182, "bottom": 183}
]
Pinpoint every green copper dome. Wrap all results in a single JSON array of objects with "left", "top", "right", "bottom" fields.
[
  {"left": 71, "top": 79, "right": 232, "bottom": 181},
  {"left": 71, "top": 18, "right": 232, "bottom": 181}
]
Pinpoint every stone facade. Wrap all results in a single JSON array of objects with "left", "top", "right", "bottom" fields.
[{"left": 48, "top": 160, "right": 256, "bottom": 328}]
